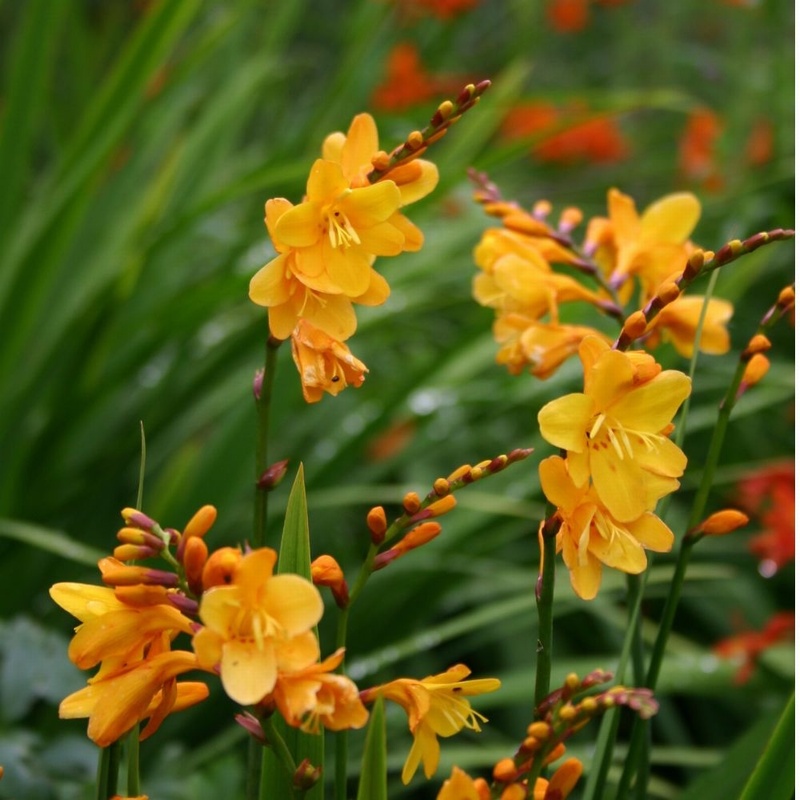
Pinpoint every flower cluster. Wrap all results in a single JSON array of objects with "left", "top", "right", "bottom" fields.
[
  {"left": 472, "top": 175, "right": 734, "bottom": 379},
  {"left": 537, "top": 336, "right": 691, "bottom": 598},
  {"left": 50, "top": 507, "right": 368, "bottom": 747}
]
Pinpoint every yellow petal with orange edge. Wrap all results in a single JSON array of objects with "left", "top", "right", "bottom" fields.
[
  {"left": 640, "top": 192, "right": 700, "bottom": 244},
  {"left": 538, "top": 394, "right": 594, "bottom": 452},
  {"left": 261, "top": 574, "right": 324, "bottom": 635}
]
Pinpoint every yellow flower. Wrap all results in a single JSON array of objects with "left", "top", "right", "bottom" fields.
[
  {"left": 192, "top": 547, "right": 323, "bottom": 706},
  {"left": 363, "top": 664, "right": 501, "bottom": 784},
  {"left": 49, "top": 583, "right": 195, "bottom": 670},
  {"left": 290, "top": 319, "right": 368, "bottom": 403},
  {"left": 592, "top": 188, "right": 701, "bottom": 294},
  {"left": 58, "top": 633, "right": 207, "bottom": 747},
  {"left": 538, "top": 336, "right": 691, "bottom": 522},
  {"left": 539, "top": 456, "right": 674, "bottom": 599},
  {"left": 272, "top": 647, "right": 369, "bottom": 733},
  {"left": 645, "top": 295, "right": 733, "bottom": 357}
]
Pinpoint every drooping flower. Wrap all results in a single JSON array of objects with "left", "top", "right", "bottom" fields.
[
  {"left": 362, "top": 664, "right": 501, "bottom": 784},
  {"left": 644, "top": 295, "right": 733, "bottom": 357},
  {"left": 290, "top": 319, "right": 368, "bottom": 403},
  {"left": 538, "top": 336, "right": 691, "bottom": 522},
  {"left": 271, "top": 647, "right": 369, "bottom": 733},
  {"left": 192, "top": 548, "right": 324, "bottom": 706},
  {"left": 539, "top": 456, "right": 674, "bottom": 598}
]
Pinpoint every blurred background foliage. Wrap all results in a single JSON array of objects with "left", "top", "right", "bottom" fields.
[{"left": 0, "top": 0, "right": 793, "bottom": 797}]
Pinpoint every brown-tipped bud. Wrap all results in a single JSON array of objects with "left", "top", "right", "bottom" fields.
[
  {"left": 694, "top": 509, "right": 749, "bottom": 537},
  {"left": 311, "top": 555, "right": 349, "bottom": 608},
  {"left": 432, "top": 100, "right": 455, "bottom": 127},
  {"left": 489, "top": 454, "right": 508, "bottom": 472},
  {"left": 113, "top": 544, "right": 159, "bottom": 562},
  {"left": 446, "top": 464, "right": 472, "bottom": 482},
  {"left": 685, "top": 249, "right": 706, "bottom": 279},
  {"left": 202, "top": 546, "right": 242, "bottom": 589},
  {"left": 558, "top": 206, "right": 583, "bottom": 233},
  {"left": 432, "top": 477, "right": 451, "bottom": 496},
  {"left": 716, "top": 238, "right": 743, "bottom": 266},
  {"left": 402, "top": 491, "right": 421, "bottom": 515},
  {"left": 742, "top": 334, "right": 772, "bottom": 359},
  {"left": 293, "top": 758, "right": 322, "bottom": 791},
  {"left": 116, "top": 527, "right": 165, "bottom": 549},
  {"left": 257, "top": 459, "right": 290, "bottom": 491},
  {"left": 622, "top": 310, "right": 648, "bottom": 341},
  {"left": 739, "top": 353, "right": 770, "bottom": 395},
  {"left": 253, "top": 368, "right": 264, "bottom": 400},
  {"left": 114, "top": 584, "right": 170, "bottom": 607},
  {"left": 120, "top": 508, "right": 157, "bottom": 531},
  {"left": 655, "top": 279, "right": 682, "bottom": 306},
  {"left": 184, "top": 536, "right": 209, "bottom": 596},
  {"left": 493, "top": 757, "right": 518, "bottom": 783},
  {"left": 166, "top": 592, "right": 199, "bottom": 616},
  {"left": 98, "top": 557, "right": 179, "bottom": 588},
  {"left": 366, "top": 506, "right": 388, "bottom": 544},
  {"left": 508, "top": 447, "right": 534, "bottom": 463},
  {"left": 395, "top": 522, "right": 442, "bottom": 555},
  {"left": 235, "top": 711, "right": 266, "bottom": 744},
  {"left": 456, "top": 82, "right": 477, "bottom": 105},
  {"left": 532, "top": 199, "right": 552, "bottom": 219},
  {"left": 409, "top": 494, "right": 456, "bottom": 522}
]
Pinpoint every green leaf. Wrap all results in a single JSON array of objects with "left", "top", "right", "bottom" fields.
[
  {"left": 261, "top": 464, "right": 324, "bottom": 799},
  {"left": 739, "top": 693, "right": 794, "bottom": 800},
  {"left": 356, "top": 695, "right": 387, "bottom": 800},
  {"left": 0, "top": 518, "right": 104, "bottom": 565}
]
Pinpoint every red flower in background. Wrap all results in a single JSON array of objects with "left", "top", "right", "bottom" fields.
[
  {"left": 502, "top": 102, "right": 629, "bottom": 165},
  {"left": 678, "top": 107, "right": 724, "bottom": 191},
  {"left": 394, "top": 0, "right": 479, "bottom": 20},
  {"left": 713, "top": 611, "right": 795, "bottom": 684},
  {"left": 371, "top": 43, "right": 465, "bottom": 112},
  {"left": 546, "top": 0, "right": 633, "bottom": 33},
  {"left": 737, "top": 461, "right": 795, "bottom": 576}
]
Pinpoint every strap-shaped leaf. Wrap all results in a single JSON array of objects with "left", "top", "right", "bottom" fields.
[{"left": 356, "top": 696, "right": 387, "bottom": 800}]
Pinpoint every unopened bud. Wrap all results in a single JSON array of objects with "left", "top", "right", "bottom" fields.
[
  {"left": 499, "top": 784, "right": 526, "bottom": 800},
  {"left": 533, "top": 199, "right": 552, "bottom": 219},
  {"left": 739, "top": 353, "right": 770, "bottom": 395},
  {"left": 402, "top": 491, "right": 421, "bottom": 515},
  {"left": 742, "top": 334, "right": 772, "bottom": 359},
  {"left": 406, "top": 130, "right": 424, "bottom": 150},
  {"left": 527, "top": 721, "right": 551, "bottom": 740},
  {"left": 446, "top": 464, "right": 472, "bottom": 482},
  {"left": 98, "top": 557, "right": 178, "bottom": 588},
  {"left": 558, "top": 206, "right": 583, "bottom": 233},
  {"left": 183, "top": 505, "right": 217, "bottom": 539},
  {"left": 622, "top": 310, "right": 648, "bottom": 340},
  {"left": 120, "top": 508, "right": 157, "bottom": 531},
  {"left": 371, "top": 150, "right": 391, "bottom": 172},
  {"left": 235, "top": 711, "right": 266, "bottom": 743},
  {"left": 257, "top": 459, "right": 289, "bottom": 490},
  {"left": 408, "top": 494, "right": 456, "bottom": 522},
  {"left": 184, "top": 536, "right": 209, "bottom": 596},
  {"left": 547, "top": 757, "right": 584, "bottom": 798},
  {"left": 432, "top": 477, "right": 451, "bottom": 496},
  {"left": 311, "top": 555, "right": 349, "bottom": 608},
  {"left": 202, "top": 546, "right": 242, "bottom": 589},
  {"left": 778, "top": 285, "right": 794, "bottom": 308},
  {"left": 113, "top": 543, "right": 158, "bottom": 561},
  {"left": 293, "top": 758, "right": 322, "bottom": 791},
  {"left": 558, "top": 704, "right": 577, "bottom": 721},
  {"left": 493, "top": 757, "right": 518, "bottom": 783},
  {"left": 655, "top": 279, "right": 681, "bottom": 306},
  {"left": 694, "top": 509, "right": 749, "bottom": 537},
  {"left": 366, "top": 506, "right": 387, "bottom": 544}
]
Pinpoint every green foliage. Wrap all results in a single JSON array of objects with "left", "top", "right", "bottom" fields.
[{"left": 0, "top": 0, "right": 793, "bottom": 797}]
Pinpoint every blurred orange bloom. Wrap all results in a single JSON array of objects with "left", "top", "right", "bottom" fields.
[
  {"left": 678, "top": 107, "right": 723, "bottom": 191},
  {"left": 745, "top": 117, "right": 774, "bottom": 166},
  {"left": 396, "top": 0, "right": 479, "bottom": 19},
  {"left": 547, "top": 0, "right": 589, "bottom": 32}
]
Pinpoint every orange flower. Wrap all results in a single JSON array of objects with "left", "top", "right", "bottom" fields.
[
  {"left": 546, "top": 0, "right": 589, "bottom": 32},
  {"left": 290, "top": 319, "right": 368, "bottom": 403},
  {"left": 535, "top": 116, "right": 629, "bottom": 164},
  {"left": 193, "top": 548, "right": 323, "bottom": 706},
  {"left": 272, "top": 648, "right": 368, "bottom": 733},
  {"left": 645, "top": 295, "right": 733, "bottom": 357}
]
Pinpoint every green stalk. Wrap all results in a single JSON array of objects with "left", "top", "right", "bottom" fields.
[
  {"left": 260, "top": 716, "right": 302, "bottom": 800},
  {"left": 253, "top": 335, "right": 282, "bottom": 548},
  {"left": 534, "top": 528, "right": 557, "bottom": 706}
]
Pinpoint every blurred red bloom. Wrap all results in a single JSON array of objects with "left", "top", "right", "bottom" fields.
[
  {"left": 547, "top": 0, "right": 589, "bottom": 32},
  {"left": 395, "top": 0, "right": 479, "bottom": 19},
  {"left": 713, "top": 612, "right": 795, "bottom": 684},
  {"left": 736, "top": 461, "right": 795, "bottom": 576},
  {"left": 678, "top": 107, "right": 724, "bottom": 191},
  {"left": 502, "top": 102, "right": 629, "bottom": 164},
  {"left": 372, "top": 43, "right": 463, "bottom": 112},
  {"left": 745, "top": 117, "right": 774, "bottom": 167}
]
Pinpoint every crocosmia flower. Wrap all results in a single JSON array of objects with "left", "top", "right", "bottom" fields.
[
  {"left": 539, "top": 455, "right": 674, "bottom": 599},
  {"left": 538, "top": 336, "right": 691, "bottom": 522},
  {"left": 192, "top": 547, "right": 323, "bottom": 706},
  {"left": 362, "top": 664, "right": 500, "bottom": 784}
]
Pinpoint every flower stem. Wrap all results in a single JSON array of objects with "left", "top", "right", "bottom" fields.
[
  {"left": 534, "top": 526, "right": 557, "bottom": 707},
  {"left": 253, "top": 335, "right": 282, "bottom": 548},
  {"left": 259, "top": 715, "right": 301, "bottom": 800}
]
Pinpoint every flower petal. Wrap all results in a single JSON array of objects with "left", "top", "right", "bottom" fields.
[
  {"left": 262, "top": 574, "right": 324, "bottom": 636},
  {"left": 221, "top": 639, "right": 277, "bottom": 705},
  {"left": 538, "top": 394, "right": 594, "bottom": 452},
  {"left": 640, "top": 191, "right": 701, "bottom": 244}
]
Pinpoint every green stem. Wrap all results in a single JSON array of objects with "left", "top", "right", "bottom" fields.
[
  {"left": 534, "top": 528, "right": 557, "bottom": 707},
  {"left": 125, "top": 727, "right": 141, "bottom": 796},
  {"left": 260, "top": 715, "right": 302, "bottom": 800},
  {"left": 96, "top": 742, "right": 120, "bottom": 800},
  {"left": 245, "top": 737, "right": 262, "bottom": 800},
  {"left": 253, "top": 336, "right": 282, "bottom": 548}
]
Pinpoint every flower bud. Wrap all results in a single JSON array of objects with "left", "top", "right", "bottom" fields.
[
  {"left": 408, "top": 494, "right": 456, "bottom": 522},
  {"left": 184, "top": 536, "right": 209, "bottom": 597},
  {"left": 293, "top": 758, "right": 322, "bottom": 791},
  {"left": 311, "top": 555, "right": 349, "bottom": 608},
  {"left": 493, "top": 757, "right": 518, "bottom": 783},
  {"left": 120, "top": 508, "right": 157, "bottom": 531},
  {"left": 98, "top": 557, "right": 178, "bottom": 588},
  {"left": 695, "top": 509, "right": 749, "bottom": 537},
  {"left": 257, "top": 459, "right": 290, "bottom": 491},
  {"left": 202, "top": 546, "right": 242, "bottom": 589},
  {"left": 366, "top": 506, "right": 388, "bottom": 544},
  {"left": 402, "top": 492, "right": 421, "bottom": 515}
]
